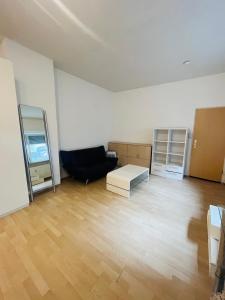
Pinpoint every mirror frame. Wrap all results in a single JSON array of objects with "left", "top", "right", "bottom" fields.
[{"left": 18, "top": 104, "right": 55, "bottom": 201}]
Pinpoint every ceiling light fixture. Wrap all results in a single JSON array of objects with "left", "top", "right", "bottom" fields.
[{"left": 183, "top": 60, "right": 191, "bottom": 65}]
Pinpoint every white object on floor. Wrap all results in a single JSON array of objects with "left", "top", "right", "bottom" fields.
[
  {"left": 207, "top": 205, "right": 223, "bottom": 277},
  {"left": 151, "top": 127, "right": 189, "bottom": 180},
  {"left": 106, "top": 164, "right": 149, "bottom": 198}
]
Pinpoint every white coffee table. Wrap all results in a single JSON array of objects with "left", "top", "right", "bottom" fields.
[{"left": 106, "top": 164, "right": 149, "bottom": 198}]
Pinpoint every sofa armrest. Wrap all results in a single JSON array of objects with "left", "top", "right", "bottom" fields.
[{"left": 106, "top": 157, "right": 118, "bottom": 164}]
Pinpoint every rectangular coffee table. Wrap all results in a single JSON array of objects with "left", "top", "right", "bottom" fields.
[{"left": 106, "top": 164, "right": 149, "bottom": 198}]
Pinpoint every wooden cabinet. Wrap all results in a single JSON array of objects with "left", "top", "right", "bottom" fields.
[{"left": 108, "top": 142, "right": 151, "bottom": 168}]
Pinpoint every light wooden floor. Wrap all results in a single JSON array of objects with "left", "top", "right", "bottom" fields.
[{"left": 0, "top": 175, "right": 225, "bottom": 300}]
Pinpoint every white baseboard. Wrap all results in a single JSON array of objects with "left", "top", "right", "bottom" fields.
[{"left": 0, "top": 203, "right": 29, "bottom": 218}]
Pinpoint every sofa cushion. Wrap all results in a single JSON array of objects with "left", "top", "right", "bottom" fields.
[
  {"left": 61, "top": 146, "right": 106, "bottom": 168},
  {"left": 72, "top": 146, "right": 105, "bottom": 166},
  {"left": 74, "top": 161, "right": 115, "bottom": 181}
]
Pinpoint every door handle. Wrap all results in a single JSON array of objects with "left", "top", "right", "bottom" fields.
[{"left": 193, "top": 139, "right": 197, "bottom": 149}]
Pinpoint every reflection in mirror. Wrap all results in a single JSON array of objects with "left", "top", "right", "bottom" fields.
[{"left": 18, "top": 105, "right": 55, "bottom": 200}]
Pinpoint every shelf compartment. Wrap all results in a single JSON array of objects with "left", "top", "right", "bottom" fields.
[
  {"left": 153, "top": 152, "right": 167, "bottom": 164},
  {"left": 166, "top": 164, "right": 184, "bottom": 173},
  {"left": 151, "top": 162, "right": 166, "bottom": 172},
  {"left": 170, "top": 129, "right": 187, "bottom": 143},
  {"left": 168, "top": 153, "right": 184, "bottom": 157},
  {"left": 154, "top": 129, "right": 169, "bottom": 142},
  {"left": 167, "top": 154, "right": 183, "bottom": 167},
  {"left": 154, "top": 141, "right": 168, "bottom": 153},
  {"left": 153, "top": 151, "right": 167, "bottom": 155},
  {"left": 165, "top": 171, "right": 183, "bottom": 180},
  {"left": 168, "top": 142, "right": 185, "bottom": 155}
]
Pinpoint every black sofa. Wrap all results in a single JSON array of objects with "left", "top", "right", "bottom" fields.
[{"left": 60, "top": 146, "right": 118, "bottom": 183}]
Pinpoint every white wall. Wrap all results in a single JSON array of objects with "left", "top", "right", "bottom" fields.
[
  {"left": 0, "top": 58, "right": 29, "bottom": 216},
  {"left": 1, "top": 39, "right": 61, "bottom": 184},
  {"left": 1, "top": 38, "right": 225, "bottom": 181},
  {"left": 112, "top": 73, "right": 225, "bottom": 173},
  {"left": 55, "top": 69, "right": 113, "bottom": 151}
]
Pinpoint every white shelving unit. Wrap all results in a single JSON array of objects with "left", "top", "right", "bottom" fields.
[{"left": 151, "top": 128, "right": 188, "bottom": 180}]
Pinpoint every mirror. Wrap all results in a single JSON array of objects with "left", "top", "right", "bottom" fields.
[{"left": 18, "top": 105, "right": 55, "bottom": 201}]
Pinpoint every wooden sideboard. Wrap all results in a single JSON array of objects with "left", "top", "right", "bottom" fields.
[{"left": 108, "top": 141, "right": 152, "bottom": 168}]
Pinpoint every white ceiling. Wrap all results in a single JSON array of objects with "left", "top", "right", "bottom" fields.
[{"left": 0, "top": 0, "right": 225, "bottom": 91}]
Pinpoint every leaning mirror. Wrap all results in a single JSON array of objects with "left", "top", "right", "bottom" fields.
[{"left": 18, "top": 105, "right": 55, "bottom": 201}]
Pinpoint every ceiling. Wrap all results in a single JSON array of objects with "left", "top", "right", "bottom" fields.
[{"left": 0, "top": 0, "right": 225, "bottom": 91}]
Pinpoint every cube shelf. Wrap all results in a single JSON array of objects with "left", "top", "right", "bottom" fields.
[{"left": 151, "top": 128, "right": 188, "bottom": 180}]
